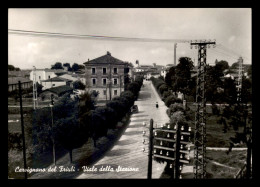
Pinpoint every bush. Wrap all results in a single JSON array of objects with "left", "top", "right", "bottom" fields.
[
  {"left": 164, "top": 95, "right": 182, "bottom": 107},
  {"left": 166, "top": 103, "right": 185, "bottom": 117},
  {"left": 158, "top": 84, "right": 169, "bottom": 95},
  {"left": 8, "top": 132, "right": 22, "bottom": 151},
  {"left": 162, "top": 91, "right": 172, "bottom": 101}
]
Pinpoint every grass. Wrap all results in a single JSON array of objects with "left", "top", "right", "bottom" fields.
[
  {"left": 8, "top": 112, "right": 131, "bottom": 179},
  {"left": 206, "top": 150, "right": 247, "bottom": 178},
  {"left": 187, "top": 103, "right": 247, "bottom": 148}
]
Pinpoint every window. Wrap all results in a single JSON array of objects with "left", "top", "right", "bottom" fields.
[
  {"left": 48, "top": 75, "right": 50, "bottom": 79},
  {"left": 103, "top": 90, "right": 106, "bottom": 95},
  {"left": 52, "top": 84, "right": 55, "bottom": 86},
  {"left": 114, "top": 68, "right": 117, "bottom": 74},
  {"left": 92, "top": 68, "right": 96, "bottom": 74},
  {"left": 113, "top": 78, "right": 118, "bottom": 85},
  {"left": 103, "top": 68, "right": 107, "bottom": 74},
  {"left": 39, "top": 76, "right": 41, "bottom": 80},
  {"left": 114, "top": 90, "right": 117, "bottom": 96},
  {"left": 103, "top": 78, "right": 107, "bottom": 85},
  {"left": 92, "top": 78, "right": 96, "bottom": 85}
]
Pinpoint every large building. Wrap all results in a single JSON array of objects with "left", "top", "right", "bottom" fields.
[{"left": 84, "top": 51, "right": 132, "bottom": 101}]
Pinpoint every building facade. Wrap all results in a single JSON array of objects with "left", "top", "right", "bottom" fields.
[
  {"left": 8, "top": 77, "right": 33, "bottom": 92},
  {"left": 84, "top": 51, "right": 131, "bottom": 101},
  {"left": 41, "top": 77, "right": 72, "bottom": 90}
]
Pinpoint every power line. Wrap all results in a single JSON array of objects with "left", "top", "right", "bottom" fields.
[{"left": 8, "top": 29, "right": 191, "bottom": 43}]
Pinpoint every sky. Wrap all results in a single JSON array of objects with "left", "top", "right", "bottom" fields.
[{"left": 8, "top": 8, "right": 251, "bottom": 70}]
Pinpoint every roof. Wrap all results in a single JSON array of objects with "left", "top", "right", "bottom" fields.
[
  {"left": 31, "top": 69, "right": 67, "bottom": 73},
  {"left": 59, "top": 74, "right": 78, "bottom": 81},
  {"left": 8, "top": 70, "right": 31, "bottom": 77},
  {"left": 8, "top": 77, "right": 32, "bottom": 85},
  {"left": 84, "top": 52, "right": 127, "bottom": 66},
  {"left": 41, "top": 85, "right": 73, "bottom": 95},
  {"left": 41, "top": 76, "right": 72, "bottom": 82}
]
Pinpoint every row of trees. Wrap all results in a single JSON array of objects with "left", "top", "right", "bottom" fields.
[
  {"left": 51, "top": 62, "right": 85, "bottom": 72},
  {"left": 150, "top": 77, "right": 182, "bottom": 107},
  {"left": 8, "top": 64, "right": 20, "bottom": 71},
  {"left": 26, "top": 76, "right": 143, "bottom": 162},
  {"left": 164, "top": 57, "right": 252, "bottom": 105}
]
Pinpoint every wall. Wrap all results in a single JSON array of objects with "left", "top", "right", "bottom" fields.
[
  {"left": 85, "top": 63, "right": 125, "bottom": 101},
  {"left": 30, "top": 70, "right": 56, "bottom": 83},
  {"left": 41, "top": 81, "right": 66, "bottom": 90}
]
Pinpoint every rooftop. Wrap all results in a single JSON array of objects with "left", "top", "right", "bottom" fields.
[
  {"left": 41, "top": 85, "right": 73, "bottom": 95},
  {"left": 84, "top": 51, "right": 127, "bottom": 65},
  {"left": 8, "top": 77, "right": 32, "bottom": 85},
  {"left": 41, "top": 76, "right": 72, "bottom": 82}
]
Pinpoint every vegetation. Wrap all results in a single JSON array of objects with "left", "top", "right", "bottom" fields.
[
  {"left": 8, "top": 64, "right": 20, "bottom": 71},
  {"left": 73, "top": 80, "right": 86, "bottom": 90}
]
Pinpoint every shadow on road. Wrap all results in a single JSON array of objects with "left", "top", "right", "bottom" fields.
[
  {"left": 106, "top": 149, "right": 131, "bottom": 157},
  {"left": 117, "top": 139, "right": 138, "bottom": 145}
]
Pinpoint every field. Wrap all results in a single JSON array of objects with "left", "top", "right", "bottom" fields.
[{"left": 206, "top": 150, "right": 247, "bottom": 178}]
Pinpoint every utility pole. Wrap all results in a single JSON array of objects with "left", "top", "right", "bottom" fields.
[
  {"left": 174, "top": 122, "right": 181, "bottom": 179},
  {"left": 50, "top": 94, "right": 56, "bottom": 165},
  {"left": 174, "top": 43, "right": 177, "bottom": 66},
  {"left": 191, "top": 40, "right": 216, "bottom": 179},
  {"left": 147, "top": 119, "right": 153, "bottom": 179},
  {"left": 109, "top": 64, "right": 112, "bottom": 100},
  {"left": 18, "top": 81, "right": 27, "bottom": 179},
  {"left": 32, "top": 66, "right": 38, "bottom": 110},
  {"left": 237, "top": 57, "right": 243, "bottom": 102}
]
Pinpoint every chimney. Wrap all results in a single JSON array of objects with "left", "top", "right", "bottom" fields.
[
  {"left": 107, "top": 51, "right": 111, "bottom": 56},
  {"left": 136, "top": 60, "right": 139, "bottom": 67},
  {"left": 88, "top": 59, "right": 89, "bottom": 62}
]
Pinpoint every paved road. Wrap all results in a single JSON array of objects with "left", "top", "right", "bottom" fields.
[{"left": 77, "top": 80, "right": 168, "bottom": 179}]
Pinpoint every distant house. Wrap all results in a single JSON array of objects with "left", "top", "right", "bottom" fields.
[
  {"left": 29, "top": 69, "right": 67, "bottom": 84},
  {"left": 39, "top": 85, "right": 73, "bottom": 100},
  {"left": 160, "top": 67, "right": 167, "bottom": 78},
  {"left": 41, "top": 77, "right": 73, "bottom": 90},
  {"left": 8, "top": 70, "right": 31, "bottom": 79},
  {"left": 8, "top": 77, "right": 33, "bottom": 92},
  {"left": 147, "top": 72, "right": 160, "bottom": 79}
]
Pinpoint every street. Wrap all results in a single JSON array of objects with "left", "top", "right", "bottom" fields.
[{"left": 77, "top": 80, "right": 169, "bottom": 179}]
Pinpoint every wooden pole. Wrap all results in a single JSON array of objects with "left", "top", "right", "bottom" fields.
[
  {"left": 147, "top": 119, "right": 153, "bottom": 179},
  {"left": 18, "top": 81, "right": 27, "bottom": 179},
  {"left": 174, "top": 122, "right": 180, "bottom": 179}
]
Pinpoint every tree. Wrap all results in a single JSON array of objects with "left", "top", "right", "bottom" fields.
[
  {"left": 78, "top": 65, "right": 85, "bottom": 70},
  {"left": 241, "top": 76, "right": 252, "bottom": 104},
  {"left": 164, "top": 95, "right": 182, "bottom": 107},
  {"left": 54, "top": 114, "right": 88, "bottom": 163},
  {"left": 158, "top": 84, "right": 169, "bottom": 95},
  {"left": 230, "top": 62, "right": 239, "bottom": 69},
  {"left": 73, "top": 80, "right": 86, "bottom": 90},
  {"left": 223, "top": 78, "right": 237, "bottom": 105},
  {"left": 8, "top": 65, "right": 15, "bottom": 71},
  {"left": 63, "top": 63, "right": 72, "bottom": 71},
  {"left": 51, "top": 62, "right": 63, "bottom": 69},
  {"left": 53, "top": 94, "right": 89, "bottom": 162},
  {"left": 72, "top": 63, "right": 79, "bottom": 72},
  {"left": 172, "top": 57, "right": 194, "bottom": 98},
  {"left": 165, "top": 66, "right": 176, "bottom": 87},
  {"left": 215, "top": 60, "right": 229, "bottom": 75}
]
